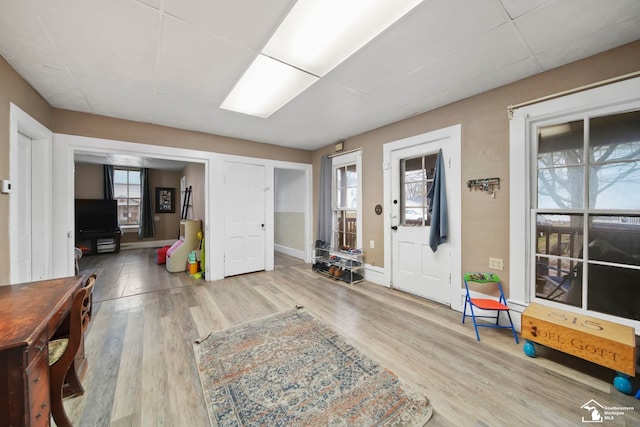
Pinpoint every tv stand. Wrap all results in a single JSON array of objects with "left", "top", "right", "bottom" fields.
[{"left": 76, "top": 229, "right": 121, "bottom": 255}]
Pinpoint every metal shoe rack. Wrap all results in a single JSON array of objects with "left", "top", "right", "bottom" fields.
[{"left": 312, "top": 242, "right": 364, "bottom": 284}]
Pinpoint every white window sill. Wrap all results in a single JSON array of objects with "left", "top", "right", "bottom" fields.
[{"left": 120, "top": 225, "right": 139, "bottom": 233}]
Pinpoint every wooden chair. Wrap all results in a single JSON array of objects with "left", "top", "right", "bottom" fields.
[{"left": 48, "top": 274, "right": 96, "bottom": 427}]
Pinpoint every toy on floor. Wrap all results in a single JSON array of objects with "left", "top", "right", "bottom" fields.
[{"left": 166, "top": 219, "right": 201, "bottom": 273}]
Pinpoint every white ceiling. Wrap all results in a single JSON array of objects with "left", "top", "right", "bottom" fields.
[{"left": 1, "top": 0, "right": 639, "bottom": 151}]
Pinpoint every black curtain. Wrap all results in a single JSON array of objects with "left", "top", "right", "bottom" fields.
[
  {"left": 103, "top": 165, "right": 114, "bottom": 200},
  {"left": 138, "top": 168, "right": 155, "bottom": 238}
]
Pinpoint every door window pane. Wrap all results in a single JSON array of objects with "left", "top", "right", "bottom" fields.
[{"left": 401, "top": 154, "right": 436, "bottom": 226}]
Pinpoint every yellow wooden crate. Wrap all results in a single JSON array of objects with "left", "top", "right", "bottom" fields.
[{"left": 522, "top": 303, "right": 636, "bottom": 376}]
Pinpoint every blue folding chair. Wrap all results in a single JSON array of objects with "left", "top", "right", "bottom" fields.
[{"left": 462, "top": 272, "right": 519, "bottom": 343}]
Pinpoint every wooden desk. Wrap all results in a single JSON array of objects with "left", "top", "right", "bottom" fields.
[{"left": 0, "top": 276, "right": 85, "bottom": 427}]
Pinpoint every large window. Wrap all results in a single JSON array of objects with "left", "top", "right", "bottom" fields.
[
  {"left": 114, "top": 169, "right": 141, "bottom": 225},
  {"left": 534, "top": 110, "right": 640, "bottom": 322},
  {"left": 332, "top": 152, "right": 361, "bottom": 251}
]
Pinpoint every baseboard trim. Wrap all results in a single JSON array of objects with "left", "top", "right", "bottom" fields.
[
  {"left": 121, "top": 239, "right": 176, "bottom": 250},
  {"left": 364, "top": 264, "right": 387, "bottom": 287},
  {"left": 274, "top": 244, "right": 305, "bottom": 261}
]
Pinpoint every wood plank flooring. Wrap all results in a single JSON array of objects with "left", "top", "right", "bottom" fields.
[{"left": 64, "top": 248, "right": 640, "bottom": 426}]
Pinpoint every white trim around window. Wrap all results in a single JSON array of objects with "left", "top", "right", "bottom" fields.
[
  {"left": 509, "top": 76, "right": 640, "bottom": 332},
  {"left": 331, "top": 150, "right": 362, "bottom": 250}
]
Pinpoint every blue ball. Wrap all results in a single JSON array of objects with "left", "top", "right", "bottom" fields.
[
  {"left": 613, "top": 375, "right": 633, "bottom": 395},
  {"left": 523, "top": 341, "right": 536, "bottom": 358}
]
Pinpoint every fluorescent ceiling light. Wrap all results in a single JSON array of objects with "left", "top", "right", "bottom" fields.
[
  {"left": 221, "top": 54, "right": 319, "bottom": 118},
  {"left": 221, "top": 0, "right": 422, "bottom": 117},
  {"left": 263, "top": 0, "right": 424, "bottom": 76}
]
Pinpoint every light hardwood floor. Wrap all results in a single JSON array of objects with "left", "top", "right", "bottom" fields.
[{"left": 66, "top": 248, "right": 640, "bottom": 427}]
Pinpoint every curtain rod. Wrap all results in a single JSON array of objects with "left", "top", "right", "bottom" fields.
[
  {"left": 507, "top": 71, "right": 640, "bottom": 118},
  {"left": 328, "top": 148, "right": 362, "bottom": 158}
]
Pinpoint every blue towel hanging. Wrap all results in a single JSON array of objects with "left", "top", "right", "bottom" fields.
[{"left": 427, "top": 149, "right": 448, "bottom": 252}]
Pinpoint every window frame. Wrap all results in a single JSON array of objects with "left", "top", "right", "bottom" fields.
[
  {"left": 331, "top": 151, "right": 362, "bottom": 250},
  {"left": 509, "top": 76, "right": 640, "bottom": 333},
  {"left": 113, "top": 167, "right": 141, "bottom": 229}
]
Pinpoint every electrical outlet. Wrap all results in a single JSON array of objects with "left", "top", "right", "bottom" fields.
[
  {"left": 369, "top": 240, "right": 375, "bottom": 249},
  {"left": 489, "top": 257, "right": 504, "bottom": 271}
]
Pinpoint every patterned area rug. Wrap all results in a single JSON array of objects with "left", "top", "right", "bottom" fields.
[{"left": 193, "top": 308, "right": 433, "bottom": 426}]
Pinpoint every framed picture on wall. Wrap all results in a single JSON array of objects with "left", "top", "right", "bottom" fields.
[{"left": 156, "top": 187, "right": 175, "bottom": 213}]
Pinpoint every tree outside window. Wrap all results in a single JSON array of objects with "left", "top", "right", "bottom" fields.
[{"left": 534, "top": 110, "right": 640, "bottom": 322}]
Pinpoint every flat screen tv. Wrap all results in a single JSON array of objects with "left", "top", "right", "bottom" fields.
[{"left": 75, "top": 199, "right": 119, "bottom": 233}]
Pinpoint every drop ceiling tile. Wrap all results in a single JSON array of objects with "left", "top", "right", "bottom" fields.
[
  {"left": 327, "top": 0, "right": 507, "bottom": 94},
  {"left": 514, "top": 0, "right": 640, "bottom": 55},
  {"left": 136, "top": 0, "right": 162, "bottom": 10},
  {"left": 75, "top": 73, "right": 156, "bottom": 123},
  {"left": 16, "top": 63, "right": 89, "bottom": 111},
  {"left": 535, "top": 15, "right": 640, "bottom": 70},
  {"left": 31, "top": 0, "right": 159, "bottom": 79},
  {"left": 404, "top": 56, "right": 541, "bottom": 116},
  {"left": 164, "top": 0, "right": 295, "bottom": 50},
  {"left": 498, "top": 0, "right": 551, "bottom": 19},
  {"left": 374, "top": 24, "right": 530, "bottom": 109},
  {"left": 0, "top": 1, "right": 65, "bottom": 70},
  {"left": 156, "top": 15, "right": 256, "bottom": 103},
  {"left": 152, "top": 92, "right": 220, "bottom": 131},
  {"left": 272, "top": 79, "right": 364, "bottom": 125}
]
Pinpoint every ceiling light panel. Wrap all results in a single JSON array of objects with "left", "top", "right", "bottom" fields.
[
  {"left": 263, "top": 0, "right": 424, "bottom": 76},
  {"left": 221, "top": 54, "right": 319, "bottom": 118}
]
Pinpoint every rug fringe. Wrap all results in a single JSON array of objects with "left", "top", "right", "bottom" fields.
[
  {"left": 194, "top": 330, "right": 212, "bottom": 344},
  {"left": 194, "top": 306, "right": 305, "bottom": 345}
]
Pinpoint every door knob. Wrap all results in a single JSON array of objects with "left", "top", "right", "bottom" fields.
[{"left": 391, "top": 226, "right": 398, "bottom": 231}]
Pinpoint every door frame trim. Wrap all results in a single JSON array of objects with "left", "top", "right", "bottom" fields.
[
  {"left": 383, "top": 124, "right": 462, "bottom": 311},
  {"left": 9, "top": 103, "right": 53, "bottom": 284}
]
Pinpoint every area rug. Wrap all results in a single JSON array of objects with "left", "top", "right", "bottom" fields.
[{"left": 193, "top": 308, "right": 433, "bottom": 426}]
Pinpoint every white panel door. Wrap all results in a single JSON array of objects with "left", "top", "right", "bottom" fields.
[
  {"left": 391, "top": 140, "right": 451, "bottom": 304},
  {"left": 16, "top": 132, "right": 32, "bottom": 283},
  {"left": 224, "top": 162, "right": 266, "bottom": 276}
]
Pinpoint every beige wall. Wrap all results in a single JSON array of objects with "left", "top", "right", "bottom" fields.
[
  {"left": 52, "top": 109, "right": 312, "bottom": 164},
  {"left": 274, "top": 213, "right": 305, "bottom": 251},
  {"left": 182, "top": 162, "right": 206, "bottom": 229},
  {"left": 74, "top": 163, "right": 103, "bottom": 199},
  {"left": 0, "top": 56, "right": 53, "bottom": 284},
  {"left": 140, "top": 169, "right": 182, "bottom": 243},
  {"left": 312, "top": 40, "right": 640, "bottom": 296}
]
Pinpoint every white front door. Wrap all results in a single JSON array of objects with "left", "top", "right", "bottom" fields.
[
  {"left": 224, "top": 162, "right": 266, "bottom": 276},
  {"left": 16, "top": 132, "right": 32, "bottom": 283},
  {"left": 390, "top": 140, "right": 451, "bottom": 304}
]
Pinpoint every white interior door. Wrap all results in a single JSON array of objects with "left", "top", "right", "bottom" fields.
[
  {"left": 16, "top": 132, "right": 32, "bottom": 283},
  {"left": 391, "top": 140, "right": 451, "bottom": 304},
  {"left": 224, "top": 162, "right": 266, "bottom": 276}
]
